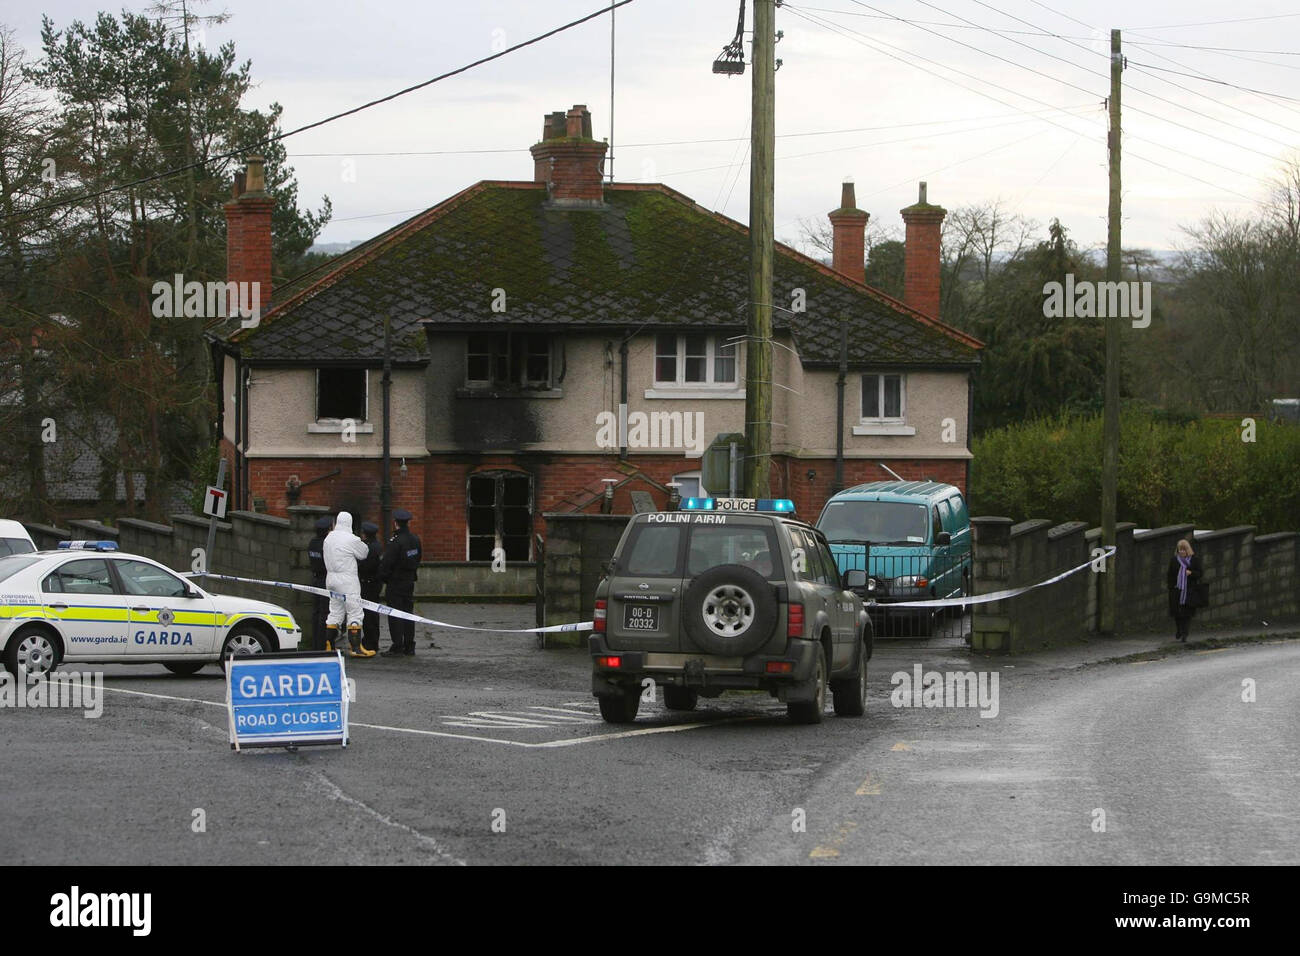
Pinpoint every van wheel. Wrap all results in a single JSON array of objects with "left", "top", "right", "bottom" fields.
[
  {"left": 4, "top": 626, "right": 61, "bottom": 678},
  {"left": 598, "top": 691, "right": 640, "bottom": 724},
  {"left": 663, "top": 686, "right": 698, "bottom": 711},
  {"left": 164, "top": 662, "right": 206, "bottom": 677},
  {"left": 788, "top": 646, "right": 827, "bottom": 725},
  {"left": 831, "top": 639, "right": 867, "bottom": 717}
]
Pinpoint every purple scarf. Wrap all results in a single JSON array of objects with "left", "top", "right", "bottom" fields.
[{"left": 1177, "top": 555, "right": 1192, "bottom": 605}]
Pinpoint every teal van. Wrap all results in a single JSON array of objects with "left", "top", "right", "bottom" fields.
[{"left": 815, "top": 481, "right": 972, "bottom": 636}]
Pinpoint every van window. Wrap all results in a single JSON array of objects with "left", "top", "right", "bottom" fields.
[
  {"left": 819, "top": 501, "right": 928, "bottom": 545},
  {"left": 947, "top": 494, "right": 967, "bottom": 526},
  {"left": 932, "top": 507, "right": 943, "bottom": 542},
  {"left": 936, "top": 499, "right": 952, "bottom": 533}
]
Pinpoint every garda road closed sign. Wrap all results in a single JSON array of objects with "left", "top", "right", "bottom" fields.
[{"left": 226, "top": 652, "right": 349, "bottom": 750}]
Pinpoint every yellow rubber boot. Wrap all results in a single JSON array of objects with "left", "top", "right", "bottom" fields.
[
  {"left": 349, "top": 625, "right": 373, "bottom": 657},
  {"left": 325, "top": 625, "right": 339, "bottom": 652}
]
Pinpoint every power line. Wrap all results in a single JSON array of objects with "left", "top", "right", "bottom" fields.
[
  {"left": 287, "top": 105, "right": 1097, "bottom": 159},
  {"left": 1127, "top": 62, "right": 1300, "bottom": 105},
  {"left": 965, "top": 1, "right": 1300, "bottom": 138},
  {"left": 1124, "top": 13, "right": 1300, "bottom": 30},
  {"left": 788, "top": 4, "right": 1265, "bottom": 206},
  {"left": 783, "top": 5, "right": 1101, "bottom": 143},
  {"left": 4, "top": 0, "right": 634, "bottom": 223},
  {"left": 839, "top": 0, "right": 1293, "bottom": 159},
  {"left": 1117, "top": 40, "right": 1299, "bottom": 56}
]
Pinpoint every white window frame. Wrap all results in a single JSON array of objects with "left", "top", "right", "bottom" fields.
[
  {"left": 853, "top": 372, "right": 915, "bottom": 436},
  {"left": 310, "top": 368, "right": 374, "bottom": 433},
  {"left": 647, "top": 333, "right": 744, "bottom": 399},
  {"left": 671, "top": 470, "right": 707, "bottom": 501}
]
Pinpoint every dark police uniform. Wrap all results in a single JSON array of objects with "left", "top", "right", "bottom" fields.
[
  {"left": 380, "top": 509, "right": 422, "bottom": 656},
  {"left": 358, "top": 521, "right": 383, "bottom": 653},
  {"left": 307, "top": 516, "right": 332, "bottom": 651}
]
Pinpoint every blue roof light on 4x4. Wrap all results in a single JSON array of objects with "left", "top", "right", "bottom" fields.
[
  {"left": 56, "top": 540, "right": 118, "bottom": 551},
  {"left": 681, "top": 497, "right": 796, "bottom": 513}
]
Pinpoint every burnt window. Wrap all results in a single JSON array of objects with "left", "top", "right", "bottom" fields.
[
  {"left": 466, "top": 333, "right": 554, "bottom": 389},
  {"left": 317, "top": 368, "right": 367, "bottom": 421},
  {"left": 467, "top": 471, "right": 533, "bottom": 561}
]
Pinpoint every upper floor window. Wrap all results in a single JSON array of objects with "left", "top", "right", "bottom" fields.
[
  {"left": 317, "top": 368, "right": 367, "bottom": 421},
  {"left": 466, "top": 333, "right": 554, "bottom": 390},
  {"left": 655, "top": 333, "right": 737, "bottom": 386},
  {"left": 861, "top": 373, "right": 905, "bottom": 422}
]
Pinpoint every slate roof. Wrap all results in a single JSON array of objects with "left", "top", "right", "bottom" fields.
[{"left": 224, "top": 181, "right": 981, "bottom": 368}]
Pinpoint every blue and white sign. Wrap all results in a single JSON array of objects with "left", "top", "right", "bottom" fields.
[{"left": 226, "top": 652, "right": 349, "bottom": 750}]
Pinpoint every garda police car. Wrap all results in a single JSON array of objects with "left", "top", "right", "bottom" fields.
[{"left": 0, "top": 542, "right": 301, "bottom": 677}]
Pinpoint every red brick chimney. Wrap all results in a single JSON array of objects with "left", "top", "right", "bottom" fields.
[
  {"left": 827, "top": 179, "right": 869, "bottom": 283},
  {"left": 224, "top": 155, "right": 273, "bottom": 314},
  {"left": 900, "top": 181, "right": 946, "bottom": 319},
  {"left": 529, "top": 105, "right": 607, "bottom": 206}
]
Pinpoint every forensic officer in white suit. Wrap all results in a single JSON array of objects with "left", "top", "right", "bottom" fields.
[{"left": 322, "top": 511, "right": 374, "bottom": 658}]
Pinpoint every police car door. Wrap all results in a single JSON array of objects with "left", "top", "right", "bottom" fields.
[
  {"left": 40, "top": 558, "right": 128, "bottom": 658},
  {"left": 114, "top": 558, "right": 218, "bottom": 657},
  {"left": 812, "top": 531, "right": 856, "bottom": 668}
]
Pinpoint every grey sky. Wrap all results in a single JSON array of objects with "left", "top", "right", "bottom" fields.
[{"left": 12, "top": 1, "right": 1299, "bottom": 254}]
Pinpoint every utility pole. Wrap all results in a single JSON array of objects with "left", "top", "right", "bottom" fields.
[
  {"left": 744, "top": 0, "right": 775, "bottom": 498},
  {"left": 1100, "top": 29, "right": 1123, "bottom": 634}
]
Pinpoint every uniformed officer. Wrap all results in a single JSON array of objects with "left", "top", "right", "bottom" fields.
[
  {"left": 358, "top": 520, "right": 383, "bottom": 655},
  {"left": 307, "top": 516, "right": 332, "bottom": 651},
  {"left": 380, "top": 508, "right": 422, "bottom": 656}
]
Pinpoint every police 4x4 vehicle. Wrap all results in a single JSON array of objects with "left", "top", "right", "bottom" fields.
[
  {"left": 0, "top": 542, "right": 301, "bottom": 677},
  {"left": 590, "top": 498, "right": 871, "bottom": 725}
]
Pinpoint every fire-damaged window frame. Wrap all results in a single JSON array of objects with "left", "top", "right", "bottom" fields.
[
  {"left": 466, "top": 470, "right": 534, "bottom": 563},
  {"left": 310, "top": 367, "right": 373, "bottom": 433},
  {"left": 652, "top": 333, "right": 739, "bottom": 389},
  {"left": 463, "top": 332, "right": 562, "bottom": 392}
]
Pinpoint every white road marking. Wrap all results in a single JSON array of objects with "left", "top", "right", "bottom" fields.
[
  {"left": 309, "top": 769, "right": 466, "bottom": 866},
  {"left": 96, "top": 683, "right": 751, "bottom": 748}
]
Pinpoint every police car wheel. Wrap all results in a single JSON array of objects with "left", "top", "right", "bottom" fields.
[
  {"left": 788, "top": 645, "right": 827, "bottom": 725},
  {"left": 598, "top": 691, "right": 640, "bottom": 724},
  {"left": 682, "top": 565, "right": 777, "bottom": 656},
  {"left": 831, "top": 637, "right": 867, "bottom": 718},
  {"left": 4, "top": 626, "right": 60, "bottom": 678},
  {"left": 663, "top": 686, "right": 698, "bottom": 711},
  {"left": 219, "top": 626, "right": 271, "bottom": 672}
]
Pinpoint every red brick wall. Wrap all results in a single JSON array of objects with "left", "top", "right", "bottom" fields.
[
  {"left": 224, "top": 196, "right": 273, "bottom": 306},
  {"left": 237, "top": 452, "right": 966, "bottom": 560},
  {"left": 901, "top": 206, "right": 946, "bottom": 320},
  {"left": 829, "top": 209, "right": 868, "bottom": 283}
]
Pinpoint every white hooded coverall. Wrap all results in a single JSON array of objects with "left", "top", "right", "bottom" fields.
[{"left": 323, "top": 511, "right": 370, "bottom": 629}]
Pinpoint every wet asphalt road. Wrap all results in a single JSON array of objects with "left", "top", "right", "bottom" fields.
[{"left": 2, "top": 605, "right": 1296, "bottom": 866}]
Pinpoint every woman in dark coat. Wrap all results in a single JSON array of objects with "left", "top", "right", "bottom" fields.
[{"left": 1166, "top": 538, "right": 1203, "bottom": 642}]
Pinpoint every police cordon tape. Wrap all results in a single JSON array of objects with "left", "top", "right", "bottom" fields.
[
  {"left": 185, "top": 572, "right": 593, "bottom": 634},
  {"left": 866, "top": 545, "right": 1117, "bottom": 608},
  {"left": 189, "top": 544, "right": 1116, "bottom": 628}
]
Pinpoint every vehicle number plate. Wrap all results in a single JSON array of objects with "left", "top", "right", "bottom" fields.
[{"left": 623, "top": 604, "right": 660, "bottom": 631}]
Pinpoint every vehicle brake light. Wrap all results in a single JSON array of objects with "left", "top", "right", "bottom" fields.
[
  {"left": 594, "top": 599, "right": 607, "bottom": 633},
  {"left": 596, "top": 655, "right": 622, "bottom": 669},
  {"left": 916, "top": 577, "right": 928, "bottom": 589},
  {"left": 766, "top": 661, "right": 794, "bottom": 674},
  {"left": 787, "top": 603, "right": 804, "bottom": 638}
]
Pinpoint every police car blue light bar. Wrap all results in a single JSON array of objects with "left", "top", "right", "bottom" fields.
[
  {"left": 681, "top": 497, "right": 795, "bottom": 513},
  {"left": 57, "top": 540, "right": 118, "bottom": 551}
]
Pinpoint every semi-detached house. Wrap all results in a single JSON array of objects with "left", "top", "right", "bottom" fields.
[{"left": 209, "top": 104, "right": 982, "bottom": 570}]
